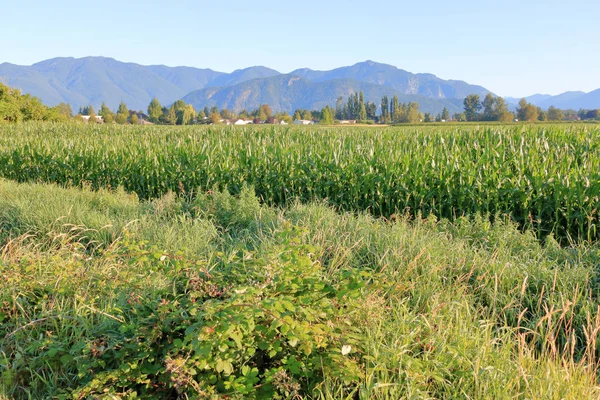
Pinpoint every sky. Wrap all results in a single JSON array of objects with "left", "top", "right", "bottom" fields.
[{"left": 1, "top": 0, "right": 598, "bottom": 97}]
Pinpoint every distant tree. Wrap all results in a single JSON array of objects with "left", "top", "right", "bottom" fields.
[
  {"left": 441, "top": 107, "right": 450, "bottom": 121},
  {"left": 73, "top": 114, "right": 86, "bottom": 124},
  {"left": 482, "top": 93, "right": 495, "bottom": 121},
  {"left": 172, "top": 100, "right": 186, "bottom": 111},
  {"left": 302, "top": 110, "right": 312, "bottom": 120},
  {"left": 335, "top": 96, "right": 344, "bottom": 120},
  {"left": 463, "top": 94, "right": 481, "bottom": 121},
  {"left": 424, "top": 113, "right": 432, "bottom": 122},
  {"left": 280, "top": 112, "right": 293, "bottom": 124},
  {"left": 54, "top": 103, "right": 73, "bottom": 118},
  {"left": 210, "top": 106, "right": 219, "bottom": 116},
  {"left": 586, "top": 109, "right": 600, "bottom": 120},
  {"left": 547, "top": 106, "right": 564, "bottom": 121},
  {"left": 366, "top": 101, "right": 377, "bottom": 120},
  {"left": 165, "top": 105, "right": 177, "bottom": 125},
  {"left": 358, "top": 103, "right": 367, "bottom": 121},
  {"left": 259, "top": 104, "right": 273, "bottom": 118},
  {"left": 293, "top": 110, "right": 302, "bottom": 121},
  {"left": 176, "top": 104, "right": 197, "bottom": 125},
  {"left": 99, "top": 102, "right": 115, "bottom": 123},
  {"left": 380, "top": 95, "right": 389, "bottom": 123},
  {"left": 453, "top": 112, "right": 467, "bottom": 122},
  {"left": 197, "top": 110, "right": 206, "bottom": 120},
  {"left": 257, "top": 109, "right": 267, "bottom": 121},
  {"left": 537, "top": 107, "right": 547, "bottom": 121},
  {"left": 88, "top": 106, "right": 97, "bottom": 124},
  {"left": 406, "top": 102, "right": 420, "bottom": 123},
  {"left": 103, "top": 113, "right": 115, "bottom": 124},
  {"left": 209, "top": 112, "right": 221, "bottom": 124},
  {"left": 147, "top": 98, "right": 163, "bottom": 123},
  {"left": 204, "top": 107, "right": 210, "bottom": 118},
  {"left": 115, "top": 112, "right": 128, "bottom": 124},
  {"left": 390, "top": 95, "right": 400, "bottom": 122},
  {"left": 220, "top": 108, "right": 234, "bottom": 120},
  {"left": 493, "top": 97, "right": 512, "bottom": 122},
  {"left": 320, "top": 106, "right": 334, "bottom": 124},
  {"left": 116, "top": 101, "right": 129, "bottom": 124},
  {"left": 129, "top": 113, "right": 139, "bottom": 125},
  {"left": 99, "top": 102, "right": 111, "bottom": 116},
  {"left": 517, "top": 99, "right": 538, "bottom": 121},
  {"left": 117, "top": 102, "right": 128, "bottom": 116}
]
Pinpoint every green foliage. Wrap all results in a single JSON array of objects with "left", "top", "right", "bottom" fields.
[
  {"left": 1, "top": 181, "right": 600, "bottom": 399},
  {"left": 463, "top": 94, "right": 482, "bottom": 121},
  {"left": 147, "top": 98, "right": 163, "bottom": 123},
  {"left": 517, "top": 98, "right": 539, "bottom": 121},
  {"left": 0, "top": 124, "right": 599, "bottom": 243},
  {"left": 0, "top": 82, "right": 59, "bottom": 123},
  {"left": 548, "top": 106, "right": 565, "bottom": 121},
  {"left": 320, "top": 106, "right": 334, "bottom": 125}
]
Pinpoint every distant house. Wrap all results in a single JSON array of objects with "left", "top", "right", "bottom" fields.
[
  {"left": 279, "top": 120, "right": 288, "bottom": 125},
  {"left": 81, "top": 115, "right": 104, "bottom": 123},
  {"left": 234, "top": 118, "right": 254, "bottom": 125},
  {"left": 338, "top": 120, "right": 356, "bottom": 124},
  {"left": 294, "top": 120, "right": 314, "bottom": 125}
]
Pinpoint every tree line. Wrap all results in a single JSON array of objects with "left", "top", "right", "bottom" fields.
[
  {"left": 462, "top": 94, "right": 600, "bottom": 122},
  {"left": 3, "top": 79, "right": 599, "bottom": 125},
  {"left": 0, "top": 83, "right": 72, "bottom": 123}
]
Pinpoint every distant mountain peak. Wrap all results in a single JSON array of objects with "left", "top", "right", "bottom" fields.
[{"left": 15, "top": 56, "right": 600, "bottom": 113}]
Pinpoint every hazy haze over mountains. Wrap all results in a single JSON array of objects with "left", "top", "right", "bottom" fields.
[
  {"left": 505, "top": 90, "right": 600, "bottom": 110},
  {"left": 0, "top": 56, "right": 598, "bottom": 114}
]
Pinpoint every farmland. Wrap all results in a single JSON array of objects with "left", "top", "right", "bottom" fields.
[
  {"left": 1, "top": 122, "right": 600, "bottom": 398},
  {"left": 1, "top": 123, "right": 599, "bottom": 241}
]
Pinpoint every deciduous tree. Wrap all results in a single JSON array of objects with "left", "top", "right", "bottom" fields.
[{"left": 463, "top": 94, "right": 481, "bottom": 121}]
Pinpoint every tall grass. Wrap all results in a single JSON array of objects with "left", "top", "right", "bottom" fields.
[
  {"left": 1, "top": 180, "right": 600, "bottom": 398},
  {"left": 0, "top": 123, "right": 598, "bottom": 241}
]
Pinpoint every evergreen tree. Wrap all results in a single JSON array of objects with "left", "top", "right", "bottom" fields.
[
  {"left": 366, "top": 102, "right": 377, "bottom": 120},
  {"left": 391, "top": 95, "right": 400, "bottom": 122},
  {"left": 359, "top": 103, "right": 367, "bottom": 121},
  {"left": 117, "top": 102, "right": 128, "bottom": 116},
  {"left": 335, "top": 96, "right": 344, "bottom": 120},
  {"left": 380, "top": 95, "right": 389, "bottom": 123},
  {"left": 441, "top": 107, "right": 449, "bottom": 121}
]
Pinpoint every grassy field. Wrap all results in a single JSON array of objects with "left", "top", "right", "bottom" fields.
[
  {"left": 1, "top": 179, "right": 600, "bottom": 398},
  {"left": 0, "top": 123, "right": 598, "bottom": 241},
  {"left": 1, "top": 123, "right": 600, "bottom": 398}
]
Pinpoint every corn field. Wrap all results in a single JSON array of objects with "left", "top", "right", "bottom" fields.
[{"left": 0, "top": 122, "right": 599, "bottom": 241}]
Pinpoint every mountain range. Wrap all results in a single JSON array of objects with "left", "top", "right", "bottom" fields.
[
  {"left": 505, "top": 90, "right": 600, "bottom": 110},
  {"left": 0, "top": 56, "right": 598, "bottom": 114}
]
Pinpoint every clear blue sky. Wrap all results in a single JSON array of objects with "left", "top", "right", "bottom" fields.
[{"left": 2, "top": 0, "right": 598, "bottom": 97}]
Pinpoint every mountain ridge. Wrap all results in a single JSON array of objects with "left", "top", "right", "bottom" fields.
[{"left": 1, "top": 56, "right": 598, "bottom": 113}]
